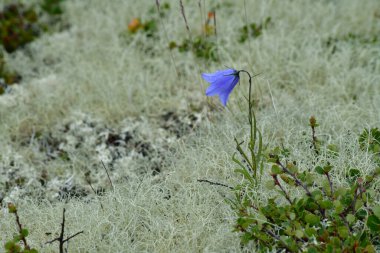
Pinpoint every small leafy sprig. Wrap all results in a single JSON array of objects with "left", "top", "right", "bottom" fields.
[{"left": 4, "top": 203, "right": 38, "bottom": 253}]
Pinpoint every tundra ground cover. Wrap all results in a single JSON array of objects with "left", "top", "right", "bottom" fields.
[{"left": 0, "top": 0, "right": 380, "bottom": 252}]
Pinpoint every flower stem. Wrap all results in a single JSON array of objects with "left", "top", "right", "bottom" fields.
[{"left": 238, "top": 70, "right": 260, "bottom": 185}]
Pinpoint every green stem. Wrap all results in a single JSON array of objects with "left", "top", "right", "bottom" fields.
[{"left": 238, "top": 70, "right": 257, "bottom": 184}]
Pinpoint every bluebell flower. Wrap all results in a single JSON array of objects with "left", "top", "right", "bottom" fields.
[{"left": 201, "top": 68, "right": 240, "bottom": 106}]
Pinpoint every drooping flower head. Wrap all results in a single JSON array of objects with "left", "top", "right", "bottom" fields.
[{"left": 201, "top": 69, "right": 240, "bottom": 106}]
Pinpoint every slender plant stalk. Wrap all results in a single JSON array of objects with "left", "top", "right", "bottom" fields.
[{"left": 237, "top": 70, "right": 261, "bottom": 186}]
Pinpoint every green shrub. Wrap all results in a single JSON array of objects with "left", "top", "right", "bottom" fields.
[
  {"left": 230, "top": 118, "right": 380, "bottom": 252},
  {"left": 0, "top": 3, "right": 40, "bottom": 53}
]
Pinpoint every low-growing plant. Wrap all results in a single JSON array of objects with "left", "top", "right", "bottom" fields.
[
  {"left": 169, "top": 35, "right": 218, "bottom": 62},
  {"left": 0, "top": 3, "right": 40, "bottom": 53},
  {"left": 0, "top": 1, "right": 68, "bottom": 94},
  {"left": 170, "top": 11, "right": 219, "bottom": 62},
  {"left": 238, "top": 17, "right": 271, "bottom": 43},
  {"left": 231, "top": 118, "right": 380, "bottom": 252}
]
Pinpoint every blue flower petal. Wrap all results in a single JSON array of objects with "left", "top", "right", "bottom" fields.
[
  {"left": 201, "top": 68, "right": 240, "bottom": 106},
  {"left": 205, "top": 74, "right": 237, "bottom": 96},
  {"left": 219, "top": 91, "right": 232, "bottom": 106},
  {"left": 218, "top": 76, "right": 239, "bottom": 106},
  {"left": 201, "top": 69, "right": 236, "bottom": 83}
]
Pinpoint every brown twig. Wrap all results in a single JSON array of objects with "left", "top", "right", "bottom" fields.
[
  {"left": 84, "top": 171, "right": 104, "bottom": 211},
  {"left": 272, "top": 175, "right": 293, "bottom": 205},
  {"left": 276, "top": 159, "right": 326, "bottom": 219},
  {"left": 263, "top": 227, "right": 300, "bottom": 252},
  {"left": 46, "top": 208, "right": 84, "bottom": 253},
  {"left": 213, "top": 10, "right": 217, "bottom": 37},
  {"left": 198, "top": 0, "right": 204, "bottom": 37},
  {"left": 179, "top": 0, "right": 191, "bottom": 35},
  {"left": 325, "top": 172, "right": 334, "bottom": 197},
  {"left": 101, "top": 160, "right": 114, "bottom": 189},
  {"left": 310, "top": 116, "right": 319, "bottom": 155},
  {"left": 197, "top": 179, "right": 234, "bottom": 190}
]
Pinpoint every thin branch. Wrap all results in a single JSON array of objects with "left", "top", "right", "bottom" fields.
[
  {"left": 197, "top": 179, "right": 233, "bottom": 190},
  {"left": 179, "top": 0, "right": 191, "bottom": 35},
  {"left": 46, "top": 208, "right": 84, "bottom": 253},
  {"left": 277, "top": 160, "right": 312, "bottom": 196},
  {"left": 213, "top": 11, "right": 217, "bottom": 37},
  {"left": 272, "top": 175, "right": 293, "bottom": 205},
  {"left": 276, "top": 159, "right": 326, "bottom": 219},
  {"left": 62, "top": 231, "right": 84, "bottom": 243},
  {"left": 263, "top": 227, "right": 299, "bottom": 252},
  {"left": 101, "top": 160, "right": 114, "bottom": 189},
  {"left": 85, "top": 172, "right": 104, "bottom": 211},
  {"left": 325, "top": 172, "right": 334, "bottom": 197}
]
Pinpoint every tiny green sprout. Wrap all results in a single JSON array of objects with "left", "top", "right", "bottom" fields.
[
  {"left": 309, "top": 116, "right": 318, "bottom": 128},
  {"left": 7, "top": 203, "right": 17, "bottom": 213}
]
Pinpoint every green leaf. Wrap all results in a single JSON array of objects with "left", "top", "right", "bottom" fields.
[
  {"left": 234, "top": 168, "right": 255, "bottom": 185},
  {"left": 21, "top": 228, "right": 29, "bottom": 237},
  {"left": 355, "top": 200, "right": 363, "bottom": 211},
  {"left": 287, "top": 163, "right": 298, "bottom": 174},
  {"left": 264, "top": 180, "right": 275, "bottom": 190},
  {"left": 271, "top": 165, "right": 282, "bottom": 175},
  {"left": 315, "top": 166, "right": 324, "bottom": 175},
  {"left": 305, "top": 173, "right": 314, "bottom": 186},
  {"left": 4, "top": 241, "right": 14, "bottom": 250},
  {"left": 346, "top": 168, "right": 361, "bottom": 183},
  {"left": 367, "top": 215, "right": 380, "bottom": 232},
  {"left": 320, "top": 200, "right": 333, "bottom": 209},
  {"left": 347, "top": 214, "right": 356, "bottom": 224},
  {"left": 295, "top": 229, "right": 303, "bottom": 238},
  {"left": 305, "top": 227, "right": 317, "bottom": 237},
  {"left": 323, "top": 165, "right": 333, "bottom": 173},
  {"left": 307, "top": 247, "right": 318, "bottom": 253},
  {"left": 364, "top": 245, "right": 376, "bottom": 253},
  {"left": 356, "top": 209, "right": 367, "bottom": 220},
  {"left": 334, "top": 200, "right": 344, "bottom": 214},
  {"left": 373, "top": 205, "right": 380, "bottom": 218},
  {"left": 338, "top": 226, "right": 349, "bottom": 239},
  {"left": 280, "top": 174, "right": 295, "bottom": 186},
  {"left": 305, "top": 213, "right": 320, "bottom": 226}
]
